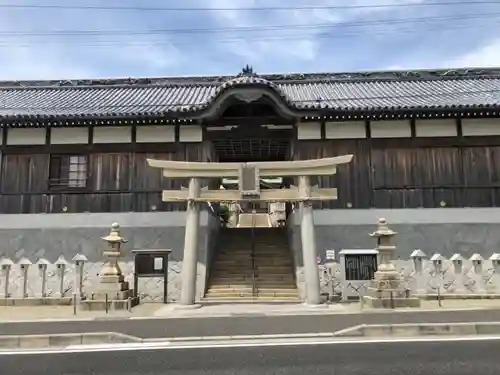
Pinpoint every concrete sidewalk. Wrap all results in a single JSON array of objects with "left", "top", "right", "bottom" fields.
[{"left": 1, "top": 299, "right": 500, "bottom": 323}]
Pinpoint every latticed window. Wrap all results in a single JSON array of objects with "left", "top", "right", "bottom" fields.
[{"left": 49, "top": 155, "right": 87, "bottom": 188}]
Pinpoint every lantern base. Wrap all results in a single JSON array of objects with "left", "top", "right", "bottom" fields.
[
  {"left": 362, "top": 285, "right": 421, "bottom": 309},
  {"left": 79, "top": 296, "right": 140, "bottom": 311},
  {"left": 80, "top": 273, "right": 137, "bottom": 310},
  {"left": 362, "top": 294, "right": 421, "bottom": 309}
]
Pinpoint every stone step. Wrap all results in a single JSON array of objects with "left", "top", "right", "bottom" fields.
[
  {"left": 204, "top": 297, "right": 300, "bottom": 303},
  {"left": 209, "top": 279, "right": 295, "bottom": 287},
  {"left": 216, "top": 253, "right": 291, "bottom": 258},
  {"left": 210, "top": 275, "right": 295, "bottom": 283},
  {"left": 256, "top": 287, "right": 297, "bottom": 295},
  {"left": 206, "top": 287, "right": 254, "bottom": 293},
  {"left": 205, "top": 290, "right": 254, "bottom": 296},
  {"left": 258, "top": 292, "right": 298, "bottom": 298},
  {"left": 211, "top": 269, "right": 293, "bottom": 276},
  {"left": 211, "top": 271, "right": 254, "bottom": 276},
  {"left": 216, "top": 254, "right": 290, "bottom": 260},
  {"left": 204, "top": 292, "right": 299, "bottom": 299},
  {"left": 214, "top": 262, "right": 293, "bottom": 269},
  {"left": 256, "top": 265, "right": 294, "bottom": 272},
  {"left": 209, "top": 277, "right": 296, "bottom": 284},
  {"left": 202, "top": 296, "right": 300, "bottom": 302},
  {"left": 212, "top": 264, "right": 293, "bottom": 270},
  {"left": 254, "top": 260, "right": 293, "bottom": 265},
  {"left": 214, "top": 260, "right": 253, "bottom": 265},
  {"left": 207, "top": 283, "right": 253, "bottom": 289},
  {"left": 208, "top": 283, "right": 296, "bottom": 291},
  {"left": 217, "top": 246, "right": 291, "bottom": 254},
  {"left": 215, "top": 257, "right": 292, "bottom": 263}
]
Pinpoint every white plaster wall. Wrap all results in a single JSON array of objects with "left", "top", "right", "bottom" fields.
[
  {"left": 51, "top": 128, "right": 89, "bottom": 144},
  {"left": 297, "top": 122, "right": 321, "bottom": 140},
  {"left": 370, "top": 120, "right": 411, "bottom": 138},
  {"left": 93, "top": 126, "right": 132, "bottom": 143},
  {"left": 325, "top": 121, "right": 366, "bottom": 139},
  {"left": 179, "top": 125, "right": 202, "bottom": 142},
  {"left": 415, "top": 119, "right": 457, "bottom": 137},
  {"left": 136, "top": 125, "right": 175, "bottom": 143},
  {"left": 462, "top": 118, "right": 500, "bottom": 136},
  {"left": 7, "top": 128, "right": 46, "bottom": 145}
]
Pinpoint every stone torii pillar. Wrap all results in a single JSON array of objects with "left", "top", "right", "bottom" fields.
[
  {"left": 181, "top": 177, "right": 201, "bottom": 306},
  {"left": 298, "top": 175, "right": 321, "bottom": 305},
  {"left": 147, "top": 155, "right": 353, "bottom": 307}
]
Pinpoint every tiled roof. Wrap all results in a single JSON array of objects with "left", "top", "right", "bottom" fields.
[{"left": 0, "top": 67, "right": 500, "bottom": 122}]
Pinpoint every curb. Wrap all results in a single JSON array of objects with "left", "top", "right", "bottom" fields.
[
  {"left": 335, "top": 322, "right": 500, "bottom": 338},
  {"left": 0, "top": 305, "right": 500, "bottom": 324},
  {"left": 3, "top": 323, "right": 500, "bottom": 352},
  {"left": 0, "top": 332, "right": 141, "bottom": 350}
]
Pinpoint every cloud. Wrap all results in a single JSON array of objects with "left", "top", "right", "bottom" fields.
[
  {"left": 0, "top": 0, "right": 498, "bottom": 79},
  {"left": 0, "top": 44, "right": 94, "bottom": 80},
  {"left": 0, "top": 0, "right": 187, "bottom": 79},
  {"left": 447, "top": 38, "right": 500, "bottom": 68},
  {"left": 202, "top": 0, "right": 426, "bottom": 69}
]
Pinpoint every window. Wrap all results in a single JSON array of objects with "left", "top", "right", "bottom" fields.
[{"left": 49, "top": 155, "right": 87, "bottom": 188}]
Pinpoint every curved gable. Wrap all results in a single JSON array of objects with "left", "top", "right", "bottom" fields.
[{"left": 186, "top": 69, "right": 309, "bottom": 120}]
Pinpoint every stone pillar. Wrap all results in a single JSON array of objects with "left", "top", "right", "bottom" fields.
[
  {"left": 298, "top": 175, "right": 321, "bottom": 305},
  {"left": 179, "top": 177, "right": 201, "bottom": 307}
]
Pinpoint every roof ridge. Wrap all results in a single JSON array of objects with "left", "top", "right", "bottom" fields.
[{"left": 0, "top": 67, "right": 499, "bottom": 89}]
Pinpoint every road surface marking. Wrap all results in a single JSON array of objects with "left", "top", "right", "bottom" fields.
[{"left": 1, "top": 335, "right": 500, "bottom": 356}]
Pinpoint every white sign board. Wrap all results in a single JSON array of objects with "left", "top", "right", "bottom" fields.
[
  {"left": 326, "top": 249, "right": 336, "bottom": 261},
  {"left": 153, "top": 257, "right": 163, "bottom": 271}
]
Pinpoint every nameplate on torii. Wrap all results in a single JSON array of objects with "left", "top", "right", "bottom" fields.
[{"left": 161, "top": 185, "right": 338, "bottom": 203}]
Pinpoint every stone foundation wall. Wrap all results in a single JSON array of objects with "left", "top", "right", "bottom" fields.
[
  {"left": 0, "top": 211, "right": 219, "bottom": 301},
  {"left": 0, "top": 259, "right": 206, "bottom": 302},
  {"left": 289, "top": 208, "right": 500, "bottom": 297}
]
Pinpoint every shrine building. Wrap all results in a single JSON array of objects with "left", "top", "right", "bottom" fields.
[{"left": 0, "top": 66, "right": 500, "bottom": 302}]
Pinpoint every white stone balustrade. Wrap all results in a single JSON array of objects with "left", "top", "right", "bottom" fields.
[
  {"left": 3, "top": 250, "right": 500, "bottom": 303},
  {"left": 318, "top": 250, "right": 500, "bottom": 299},
  {"left": 0, "top": 254, "right": 194, "bottom": 303}
]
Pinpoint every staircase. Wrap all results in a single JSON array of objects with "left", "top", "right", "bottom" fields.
[
  {"left": 237, "top": 213, "right": 271, "bottom": 228},
  {"left": 204, "top": 227, "right": 299, "bottom": 301}
]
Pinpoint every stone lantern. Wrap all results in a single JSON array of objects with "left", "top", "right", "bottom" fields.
[
  {"left": 362, "top": 218, "right": 421, "bottom": 308},
  {"left": 81, "top": 222, "right": 137, "bottom": 310},
  {"left": 100, "top": 223, "right": 127, "bottom": 279},
  {"left": 371, "top": 218, "right": 399, "bottom": 279}
]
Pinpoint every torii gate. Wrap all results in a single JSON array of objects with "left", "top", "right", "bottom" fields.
[{"left": 147, "top": 155, "right": 353, "bottom": 306}]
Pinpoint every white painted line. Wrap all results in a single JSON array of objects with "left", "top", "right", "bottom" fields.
[
  {"left": 1, "top": 335, "right": 500, "bottom": 356},
  {"left": 65, "top": 342, "right": 171, "bottom": 350},
  {"left": 148, "top": 332, "right": 339, "bottom": 342}
]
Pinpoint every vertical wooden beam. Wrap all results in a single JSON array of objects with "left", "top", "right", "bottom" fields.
[
  {"left": 456, "top": 117, "right": 463, "bottom": 139},
  {"left": 320, "top": 120, "right": 326, "bottom": 140},
  {"left": 365, "top": 120, "right": 371, "bottom": 139},
  {"left": 410, "top": 119, "right": 416, "bottom": 138},
  {"left": 131, "top": 124, "right": 137, "bottom": 144},
  {"left": 88, "top": 124, "right": 94, "bottom": 145}
]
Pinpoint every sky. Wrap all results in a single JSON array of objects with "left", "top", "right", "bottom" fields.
[{"left": 0, "top": 0, "right": 499, "bottom": 80}]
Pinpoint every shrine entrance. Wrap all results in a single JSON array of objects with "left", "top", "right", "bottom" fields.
[{"left": 147, "top": 155, "right": 353, "bottom": 305}]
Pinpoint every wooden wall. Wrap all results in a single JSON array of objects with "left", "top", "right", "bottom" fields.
[
  {"left": 4, "top": 134, "right": 500, "bottom": 213},
  {"left": 0, "top": 142, "right": 216, "bottom": 214},
  {"left": 292, "top": 137, "right": 500, "bottom": 209}
]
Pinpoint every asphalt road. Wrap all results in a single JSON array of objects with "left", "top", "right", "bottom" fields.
[
  {"left": 2, "top": 339, "right": 499, "bottom": 374},
  {"left": 2, "top": 309, "right": 500, "bottom": 338}
]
